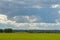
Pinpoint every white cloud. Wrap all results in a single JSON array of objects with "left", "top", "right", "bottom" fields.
[
  {"left": 0, "top": 14, "right": 60, "bottom": 30},
  {"left": 58, "top": 11, "right": 60, "bottom": 14},
  {"left": 51, "top": 4, "right": 60, "bottom": 8},
  {"left": 13, "top": 15, "right": 41, "bottom": 23},
  {"left": 0, "top": 14, "right": 7, "bottom": 23},
  {"left": 32, "top": 5, "right": 42, "bottom": 9}
]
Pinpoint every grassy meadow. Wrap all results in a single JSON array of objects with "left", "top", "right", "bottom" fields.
[{"left": 0, "top": 33, "right": 60, "bottom": 40}]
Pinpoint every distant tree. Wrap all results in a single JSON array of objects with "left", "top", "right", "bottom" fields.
[
  {"left": 4, "top": 28, "right": 13, "bottom": 33},
  {"left": 0, "top": 29, "right": 3, "bottom": 33}
]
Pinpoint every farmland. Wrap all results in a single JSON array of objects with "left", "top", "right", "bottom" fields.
[{"left": 0, "top": 33, "right": 60, "bottom": 40}]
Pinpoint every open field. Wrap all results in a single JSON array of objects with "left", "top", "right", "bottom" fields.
[{"left": 0, "top": 33, "right": 60, "bottom": 40}]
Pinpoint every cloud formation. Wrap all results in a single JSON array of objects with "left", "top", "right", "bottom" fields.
[
  {"left": 0, "top": 14, "right": 60, "bottom": 30},
  {"left": 13, "top": 15, "right": 41, "bottom": 23},
  {"left": 0, "top": 0, "right": 60, "bottom": 30},
  {"left": 50, "top": 4, "right": 60, "bottom": 8},
  {"left": 1, "top": 0, "right": 60, "bottom": 8}
]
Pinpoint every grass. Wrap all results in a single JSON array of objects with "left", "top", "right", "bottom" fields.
[{"left": 0, "top": 33, "right": 60, "bottom": 40}]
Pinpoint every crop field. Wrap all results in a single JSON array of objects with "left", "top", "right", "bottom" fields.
[{"left": 0, "top": 33, "right": 60, "bottom": 40}]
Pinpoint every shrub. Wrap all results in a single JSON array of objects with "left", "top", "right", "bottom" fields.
[
  {"left": 4, "top": 28, "right": 13, "bottom": 33},
  {"left": 0, "top": 29, "right": 3, "bottom": 33}
]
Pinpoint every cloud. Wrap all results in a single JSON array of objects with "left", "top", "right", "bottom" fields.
[
  {"left": 0, "top": 14, "right": 60, "bottom": 30},
  {"left": 18, "top": 1, "right": 25, "bottom": 4},
  {"left": 0, "top": 14, "right": 7, "bottom": 23},
  {"left": 50, "top": 4, "right": 60, "bottom": 8},
  {"left": 0, "top": 0, "right": 59, "bottom": 23},
  {"left": 1, "top": 0, "right": 14, "bottom": 2},
  {"left": 58, "top": 11, "right": 60, "bottom": 14},
  {"left": 0, "top": 0, "right": 60, "bottom": 30},
  {"left": 9, "top": 0, "right": 12, "bottom": 1},
  {"left": 1, "top": 0, "right": 60, "bottom": 8},
  {"left": 13, "top": 15, "right": 41, "bottom": 23},
  {"left": 32, "top": 5, "right": 42, "bottom": 9},
  {"left": 0, "top": 14, "right": 39, "bottom": 29},
  {"left": 0, "top": 14, "right": 58, "bottom": 30}
]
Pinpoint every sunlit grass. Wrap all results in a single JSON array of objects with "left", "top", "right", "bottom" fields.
[{"left": 0, "top": 33, "right": 60, "bottom": 40}]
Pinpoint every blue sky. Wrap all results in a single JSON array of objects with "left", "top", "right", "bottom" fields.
[{"left": 0, "top": 0, "right": 60, "bottom": 30}]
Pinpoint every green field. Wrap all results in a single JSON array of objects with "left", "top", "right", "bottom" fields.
[{"left": 0, "top": 33, "right": 60, "bottom": 40}]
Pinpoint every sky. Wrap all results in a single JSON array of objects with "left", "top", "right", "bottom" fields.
[{"left": 0, "top": 0, "right": 60, "bottom": 30}]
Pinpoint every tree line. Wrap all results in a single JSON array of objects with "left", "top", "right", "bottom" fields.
[
  {"left": 0, "top": 28, "right": 13, "bottom": 33},
  {"left": 0, "top": 28, "right": 60, "bottom": 33}
]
